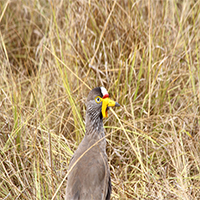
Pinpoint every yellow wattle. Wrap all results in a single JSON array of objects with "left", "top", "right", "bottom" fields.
[{"left": 102, "top": 98, "right": 117, "bottom": 118}]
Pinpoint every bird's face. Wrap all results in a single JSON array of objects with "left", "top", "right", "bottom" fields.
[{"left": 86, "top": 87, "right": 120, "bottom": 119}]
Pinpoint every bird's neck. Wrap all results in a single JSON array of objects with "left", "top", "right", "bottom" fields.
[{"left": 85, "top": 113, "right": 105, "bottom": 139}]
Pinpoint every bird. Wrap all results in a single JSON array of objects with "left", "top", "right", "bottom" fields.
[{"left": 65, "top": 87, "right": 120, "bottom": 200}]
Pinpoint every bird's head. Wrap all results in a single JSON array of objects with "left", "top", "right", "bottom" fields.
[{"left": 86, "top": 87, "right": 120, "bottom": 120}]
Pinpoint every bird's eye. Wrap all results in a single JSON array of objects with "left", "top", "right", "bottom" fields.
[{"left": 95, "top": 96, "right": 102, "bottom": 103}]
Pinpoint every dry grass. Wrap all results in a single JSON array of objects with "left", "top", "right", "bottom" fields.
[{"left": 1, "top": 0, "right": 200, "bottom": 199}]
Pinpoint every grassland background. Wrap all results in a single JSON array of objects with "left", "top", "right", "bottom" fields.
[{"left": 0, "top": 0, "right": 200, "bottom": 199}]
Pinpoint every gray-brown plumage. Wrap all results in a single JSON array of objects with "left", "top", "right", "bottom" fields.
[{"left": 65, "top": 87, "right": 120, "bottom": 200}]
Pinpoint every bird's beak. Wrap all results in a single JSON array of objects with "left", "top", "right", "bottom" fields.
[{"left": 102, "top": 98, "right": 120, "bottom": 118}]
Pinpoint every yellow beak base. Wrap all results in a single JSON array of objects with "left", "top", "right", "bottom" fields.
[{"left": 102, "top": 98, "right": 120, "bottom": 118}]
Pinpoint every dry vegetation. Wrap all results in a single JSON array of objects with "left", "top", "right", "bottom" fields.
[{"left": 1, "top": 0, "right": 200, "bottom": 199}]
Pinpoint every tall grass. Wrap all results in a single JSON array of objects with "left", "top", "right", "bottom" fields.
[{"left": 0, "top": 0, "right": 200, "bottom": 199}]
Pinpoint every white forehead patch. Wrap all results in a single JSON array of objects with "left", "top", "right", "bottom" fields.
[{"left": 100, "top": 87, "right": 108, "bottom": 96}]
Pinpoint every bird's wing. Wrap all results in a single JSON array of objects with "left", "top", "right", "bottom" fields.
[{"left": 66, "top": 137, "right": 111, "bottom": 200}]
